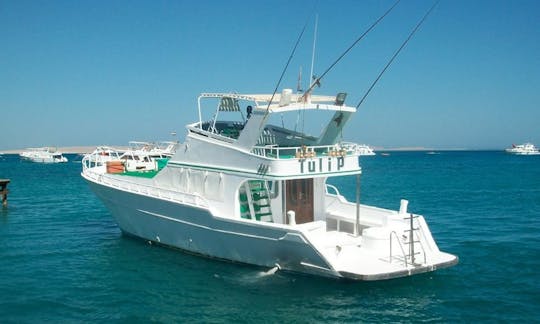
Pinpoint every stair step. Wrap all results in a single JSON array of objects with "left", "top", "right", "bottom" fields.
[
  {"left": 252, "top": 193, "right": 268, "bottom": 200},
  {"left": 240, "top": 204, "right": 250, "bottom": 213}
]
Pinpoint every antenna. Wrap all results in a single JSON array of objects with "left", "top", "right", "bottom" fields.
[
  {"left": 309, "top": 14, "right": 318, "bottom": 87},
  {"left": 297, "top": 66, "right": 303, "bottom": 93}
]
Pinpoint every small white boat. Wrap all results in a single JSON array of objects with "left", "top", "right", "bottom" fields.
[
  {"left": 125, "top": 141, "right": 178, "bottom": 159},
  {"left": 82, "top": 146, "right": 123, "bottom": 170},
  {"left": 119, "top": 150, "right": 158, "bottom": 172},
  {"left": 505, "top": 143, "right": 540, "bottom": 155},
  {"left": 19, "top": 147, "right": 68, "bottom": 163},
  {"left": 82, "top": 91, "right": 457, "bottom": 280},
  {"left": 354, "top": 144, "right": 376, "bottom": 156}
]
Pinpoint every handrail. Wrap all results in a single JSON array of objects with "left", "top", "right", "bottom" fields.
[
  {"left": 413, "top": 230, "right": 427, "bottom": 264},
  {"left": 83, "top": 169, "right": 209, "bottom": 209},
  {"left": 252, "top": 142, "right": 359, "bottom": 159},
  {"left": 389, "top": 230, "right": 408, "bottom": 266},
  {"left": 325, "top": 184, "right": 341, "bottom": 196},
  {"left": 408, "top": 216, "right": 427, "bottom": 264}
]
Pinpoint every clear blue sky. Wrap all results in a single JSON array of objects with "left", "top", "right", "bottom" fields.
[{"left": 1, "top": 0, "right": 539, "bottom": 150}]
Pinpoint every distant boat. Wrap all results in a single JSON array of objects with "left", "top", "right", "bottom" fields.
[
  {"left": 128, "top": 141, "right": 178, "bottom": 159},
  {"left": 505, "top": 143, "right": 540, "bottom": 155},
  {"left": 82, "top": 146, "right": 123, "bottom": 169},
  {"left": 354, "top": 144, "right": 376, "bottom": 156},
  {"left": 19, "top": 147, "right": 68, "bottom": 163}
]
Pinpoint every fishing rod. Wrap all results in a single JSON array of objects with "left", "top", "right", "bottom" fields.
[
  {"left": 356, "top": 0, "right": 440, "bottom": 109},
  {"left": 262, "top": 18, "right": 309, "bottom": 119},
  {"left": 301, "top": 0, "right": 401, "bottom": 100}
]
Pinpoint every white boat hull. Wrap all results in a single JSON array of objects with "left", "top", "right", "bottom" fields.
[
  {"left": 85, "top": 177, "right": 457, "bottom": 280},
  {"left": 22, "top": 156, "right": 68, "bottom": 163},
  {"left": 86, "top": 180, "right": 341, "bottom": 278},
  {"left": 81, "top": 91, "right": 457, "bottom": 280}
]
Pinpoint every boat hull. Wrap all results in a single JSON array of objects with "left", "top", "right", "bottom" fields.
[
  {"left": 86, "top": 179, "right": 340, "bottom": 278},
  {"left": 21, "top": 156, "right": 68, "bottom": 163}
]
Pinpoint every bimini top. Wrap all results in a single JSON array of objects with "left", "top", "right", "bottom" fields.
[
  {"left": 191, "top": 90, "right": 358, "bottom": 152},
  {"left": 198, "top": 91, "right": 356, "bottom": 114}
]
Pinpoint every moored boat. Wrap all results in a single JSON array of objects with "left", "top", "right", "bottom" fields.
[
  {"left": 20, "top": 147, "right": 68, "bottom": 163},
  {"left": 82, "top": 91, "right": 457, "bottom": 280},
  {"left": 355, "top": 144, "right": 376, "bottom": 156},
  {"left": 505, "top": 143, "right": 540, "bottom": 155}
]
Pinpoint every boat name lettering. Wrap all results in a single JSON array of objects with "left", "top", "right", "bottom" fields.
[{"left": 299, "top": 156, "right": 344, "bottom": 174}]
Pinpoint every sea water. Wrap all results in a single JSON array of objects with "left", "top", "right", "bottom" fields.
[{"left": 0, "top": 151, "right": 539, "bottom": 322}]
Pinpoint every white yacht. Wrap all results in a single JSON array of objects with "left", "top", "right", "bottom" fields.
[
  {"left": 82, "top": 146, "right": 123, "bottom": 168},
  {"left": 82, "top": 91, "right": 457, "bottom": 280},
  {"left": 355, "top": 144, "right": 376, "bottom": 156},
  {"left": 123, "top": 141, "right": 178, "bottom": 159},
  {"left": 505, "top": 143, "right": 540, "bottom": 155},
  {"left": 20, "top": 147, "right": 68, "bottom": 163}
]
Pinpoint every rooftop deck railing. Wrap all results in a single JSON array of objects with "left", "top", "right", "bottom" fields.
[{"left": 252, "top": 142, "right": 359, "bottom": 159}]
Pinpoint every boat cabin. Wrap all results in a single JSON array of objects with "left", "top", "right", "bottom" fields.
[{"left": 181, "top": 91, "right": 363, "bottom": 232}]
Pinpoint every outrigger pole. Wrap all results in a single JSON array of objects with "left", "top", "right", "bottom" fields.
[
  {"left": 261, "top": 18, "right": 309, "bottom": 121},
  {"left": 356, "top": 0, "right": 440, "bottom": 109},
  {"left": 352, "top": 0, "right": 439, "bottom": 236},
  {"left": 301, "top": 0, "right": 402, "bottom": 100}
]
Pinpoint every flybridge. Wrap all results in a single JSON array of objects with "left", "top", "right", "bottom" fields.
[
  {"left": 193, "top": 90, "right": 357, "bottom": 151},
  {"left": 197, "top": 91, "right": 356, "bottom": 113}
]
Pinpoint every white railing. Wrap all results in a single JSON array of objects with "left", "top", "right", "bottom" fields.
[
  {"left": 325, "top": 184, "right": 341, "bottom": 196},
  {"left": 252, "top": 142, "right": 359, "bottom": 160},
  {"left": 83, "top": 170, "right": 210, "bottom": 209}
]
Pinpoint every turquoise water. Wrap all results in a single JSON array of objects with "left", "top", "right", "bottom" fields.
[{"left": 1, "top": 151, "right": 539, "bottom": 322}]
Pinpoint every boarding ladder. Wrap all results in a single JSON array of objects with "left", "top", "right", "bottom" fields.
[
  {"left": 239, "top": 180, "right": 273, "bottom": 222},
  {"left": 390, "top": 213, "right": 427, "bottom": 266}
]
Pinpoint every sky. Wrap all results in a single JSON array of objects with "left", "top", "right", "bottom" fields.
[{"left": 1, "top": 0, "right": 539, "bottom": 150}]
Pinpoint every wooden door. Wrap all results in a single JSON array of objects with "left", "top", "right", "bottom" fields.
[{"left": 286, "top": 179, "right": 314, "bottom": 224}]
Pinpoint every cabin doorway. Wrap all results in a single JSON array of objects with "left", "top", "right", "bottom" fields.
[{"left": 286, "top": 179, "right": 314, "bottom": 224}]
